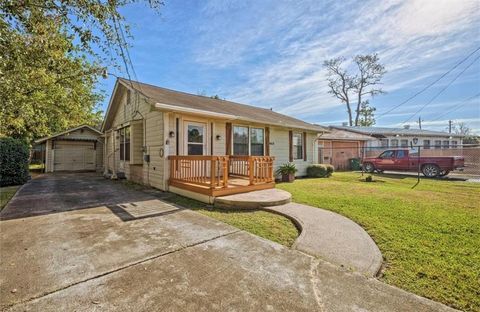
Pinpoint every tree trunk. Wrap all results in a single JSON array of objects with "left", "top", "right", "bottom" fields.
[
  {"left": 354, "top": 88, "right": 363, "bottom": 126},
  {"left": 346, "top": 101, "right": 353, "bottom": 126}
]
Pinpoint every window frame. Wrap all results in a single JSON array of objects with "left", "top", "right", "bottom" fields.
[
  {"left": 400, "top": 139, "right": 408, "bottom": 148},
  {"left": 184, "top": 121, "right": 207, "bottom": 156},
  {"left": 451, "top": 140, "right": 458, "bottom": 148},
  {"left": 390, "top": 139, "right": 399, "bottom": 148},
  {"left": 232, "top": 124, "right": 265, "bottom": 156},
  {"left": 292, "top": 132, "right": 304, "bottom": 160},
  {"left": 434, "top": 140, "right": 442, "bottom": 149},
  {"left": 119, "top": 126, "right": 130, "bottom": 161},
  {"left": 442, "top": 140, "right": 450, "bottom": 149},
  {"left": 423, "top": 140, "right": 430, "bottom": 149}
]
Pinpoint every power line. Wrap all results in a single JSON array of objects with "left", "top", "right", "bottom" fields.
[
  {"left": 428, "top": 92, "right": 480, "bottom": 122},
  {"left": 401, "top": 54, "right": 480, "bottom": 124},
  {"left": 376, "top": 46, "right": 480, "bottom": 119}
]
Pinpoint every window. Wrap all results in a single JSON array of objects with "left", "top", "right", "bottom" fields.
[
  {"left": 380, "top": 139, "right": 388, "bottom": 148},
  {"left": 233, "top": 126, "right": 265, "bottom": 156},
  {"left": 390, "top": 139, "right": 399, "bottom": 147},
  {"left": 119, "top": 126, "right": 130, "bottom": 161},
  {"left": 250, "top": 128, "right": 264, "bottom": 156},
  {"left": 443, "top": 140, "right": 449, "bottom": 149},
  {"left": 293, "top": 133, "right": 303, "bottom": 160},
  {"left": 396, "top": 150, "right": 407, "bottom": 158},
  {"left": 400, "top": 139, "right": 408, "bottom": 148},
  {"left": 451, "top": 141, "right": 458, "bottom": 148},
  {"left": 233, "top": 126, "right": 249, "bottom": 155},
  {"left": 434, "top": 140, "right": 442, "bottom": 149},
  {"left": 187, "top": 123, "right": 205, "bottom": 155},
  {"left": 379, "top": 150, "right": 395, "bottom": 159},
  {"left": 423, "top": 140, "right": 430, "bottom": 149}
]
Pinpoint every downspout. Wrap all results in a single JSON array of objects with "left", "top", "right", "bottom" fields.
[{"left": 313, "top": 131, "right": 325, "bottom": 163}]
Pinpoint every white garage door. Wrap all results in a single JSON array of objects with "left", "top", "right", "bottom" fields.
[{"left": 53, "top": 141, "right": 96, "bottom": 171}]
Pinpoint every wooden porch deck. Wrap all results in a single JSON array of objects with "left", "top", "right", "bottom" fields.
[{"left": 168, "top": 155, "right": 275, "bottom": 197}]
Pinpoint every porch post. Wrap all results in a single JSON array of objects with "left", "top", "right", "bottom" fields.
[{"left": 248, "top": 157, "right": 254, "bottom": 185}]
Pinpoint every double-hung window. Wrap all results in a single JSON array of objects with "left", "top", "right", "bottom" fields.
[
  {"left": 443, "top": 140, "right": 449, "bottom": 149},
  {"left": 119, "top": 126, "right": 130, "bottom": 161},
  {"left": 186, "top": 122, "right": 205, "bottom": 155},
  {"left": 434, "top": 140, "right": 442, "bottom": 149},
  {"left": 390, "top": 139, "right": 399, "bottom": 147},
  {"left": 250, "top": 128, "right": 264, "bottom": 156},
  {"left": 423, "top": 140, "right": 430, "bottom": 149},
  {"left": 293, "top": 133, "right": 303, "bottom": 160},
  {"left": 400, "top": 139, "right": 408, "bottom": 148},
  {"left": 233, "top": 126, "right": 265, "bottom": 156},
  {"left": 451, "top": 141, "right": 458, "bottom": 148}
]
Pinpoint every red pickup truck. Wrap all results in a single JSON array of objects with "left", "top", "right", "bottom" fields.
[{"left": 362, "top": 149, "right": 465, "bottom": 177}]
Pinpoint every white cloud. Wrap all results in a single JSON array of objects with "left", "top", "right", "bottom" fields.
[{"left": 191, "top": 0, "right": 480, "bottom": 123}]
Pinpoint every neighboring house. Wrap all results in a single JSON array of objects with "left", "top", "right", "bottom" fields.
[
  {"left": 34, "top": 125, "right": 104, "bottom": 172},
  {"left": 331, "top": 126, "right": 464, "bottom": 155},
  {"left": 317, "top": 127, "right": 374, "bottom": 170},
  {"left": 102, "top": 78, "right": 328, "bottom": 203}
]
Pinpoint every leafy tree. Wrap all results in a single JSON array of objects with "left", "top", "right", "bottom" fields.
[
  {"left": 357, "top": 100, "right": 376, "bottom": 126},
  {"left": 0, "top": 0, "right": 162, "bottom": 142},
  {"left": 324, "top": 54, "right": 386, "bottom": 126},
  {"left": 0, "top": 14, "right": 103, "bottom": 141}
]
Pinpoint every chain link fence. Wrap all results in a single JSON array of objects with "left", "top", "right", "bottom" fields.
[{"left": 318, "top": 143, "right": 480, "bottom": 179}]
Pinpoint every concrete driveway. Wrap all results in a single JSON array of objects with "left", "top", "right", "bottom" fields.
[{"left": 0, "top": 173, "right": 456, "bottom": 311}]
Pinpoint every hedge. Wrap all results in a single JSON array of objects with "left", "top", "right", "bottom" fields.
[
  {"left": 306, "top": 164, "right": 334, "bottom": 178},
  {"left": 0, "top": 137, "right": 30, "bottom": 186}
]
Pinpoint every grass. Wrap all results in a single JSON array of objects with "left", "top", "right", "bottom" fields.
[
  {"left": 121, "top": 180, "right": 299, "bottom": 247},
  {"left": 29, "top": 163, "right": 44, "bottom": 170},
  {"left": 0, "top": 185, "right": 20, "bottom": 211},
  {"left": 277, "top": 172, "right": 480, "bottom": 312}
]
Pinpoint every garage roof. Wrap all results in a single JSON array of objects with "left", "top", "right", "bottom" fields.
[{"left": 34, "top": 125, "right": 102, "bottom": 144}]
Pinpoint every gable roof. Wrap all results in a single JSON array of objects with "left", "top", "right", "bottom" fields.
[
  {"left": 331, "top": 126, "right": 464, "bottom": 138},
  {"left": 34, "top": 125, "right": 102, "bottom": 144},
  {"left": 106, "top": 78, "right": 328, "bottom": 132},
  {"left": 319, "top": 127, "right": 375, "bottom": 141}
]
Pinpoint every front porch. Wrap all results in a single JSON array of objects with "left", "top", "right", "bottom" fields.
[{"left": 168, "top": 155, "right": 275, "bottom": 197}]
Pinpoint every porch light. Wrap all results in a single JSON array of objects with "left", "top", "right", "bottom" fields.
[
  {"left": 216, "top": 135, "right": 221, "bottom": 140},
  {"left": 169, "top": 131, "right": 175, "bottom": 138},
  {"left": 413, "top": 137, "right": 418, "bottom": 144}
]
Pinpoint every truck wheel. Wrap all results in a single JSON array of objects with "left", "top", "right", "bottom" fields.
[
  {"left": 422, "top": 164, "right": 440, "bottom": 178},
  {"left": 439, "top": 170, "right": 450, "bottom": 177},
  {"left": 363, "top": 162, "right": 375, "bottom": 173}
]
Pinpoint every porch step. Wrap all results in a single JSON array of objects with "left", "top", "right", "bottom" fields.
[{"left": 214, "top": 189, "right": 291, "bottom": 210}]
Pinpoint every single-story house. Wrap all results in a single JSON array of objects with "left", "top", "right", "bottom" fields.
[
  {"left": 330, "top": 126, "right": 464, "bottom": 157},
  {"left": 102, "top": 78, "right": 329, "bottom": 203},
  {"left": 317, "top": 127, "right": 374, "bottom": 170},
  {"left": 34, "top": 125, "right": 104, "bottom": 172}
]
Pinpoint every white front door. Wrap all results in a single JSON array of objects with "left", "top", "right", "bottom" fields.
[{"left": 184, "top": 121, "right": 207, "bottom": 155}]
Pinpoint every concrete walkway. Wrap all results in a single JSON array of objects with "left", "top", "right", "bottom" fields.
[
  {"left": 214, "top": 188, "right": 291, "bottom": 209},
  {"left": 264, "top": 203, "right": 383, "bottom": 277},
  {"left": 0, "top": 173, "right": 456, "bottom": 311}
]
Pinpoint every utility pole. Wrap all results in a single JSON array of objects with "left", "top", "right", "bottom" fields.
[
  {"left": 418, "top": 116, "right": 422, "bottom": 129},
  {"left": 449, "top": 120, "right": 452, "bottom": 133}
]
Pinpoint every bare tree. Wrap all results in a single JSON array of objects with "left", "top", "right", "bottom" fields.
[
  {"left": 323, "top": 54, "right": 386, "bottom": 126},
  {"left": 452, "top": 122, "right": 471, "bottom": 135}
]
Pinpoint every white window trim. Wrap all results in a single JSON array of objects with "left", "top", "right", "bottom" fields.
[
  {"left": 184, "top": 121, "right": 207, "bottom": 155},
  {"left": 232, "top": 124, "right": 265, "bottom": 156},
  {"left": 292, "top": 132, "right": 304, "bottom": 160}
]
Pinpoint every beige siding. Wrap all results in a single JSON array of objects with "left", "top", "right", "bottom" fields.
[
  {"left": 131, "top": 122, "right": 144, "bottom": 164},
  {"left": 95, "top": 139, "right": 104, "bottom": 172},
  {"left": 143, "top": 111, "right": 165, "bottom": 189},
  {"left": 45, "top": 140, "right": 53, "bottom": 172}
]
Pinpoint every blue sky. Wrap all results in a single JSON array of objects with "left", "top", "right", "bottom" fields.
[{"left": 98, "top": 0, "right": 480, "bottom": 134}]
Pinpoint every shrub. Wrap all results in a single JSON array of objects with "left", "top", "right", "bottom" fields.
[
  {"left": 306, "top": 164, "right": 334, "bottom": 178},
  {"left": 276, "top": 163, "right": 297, "bottom": 175},
  {"left": 0, "top": 137, "right": 30, "bottom": 186}
]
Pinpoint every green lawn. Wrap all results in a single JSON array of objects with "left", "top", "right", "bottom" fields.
[
  {"left": 0, "top": 185, "right": 20, "bottom": 210},
  {"left": 277, "top": 172, "right": 480, "bottom": 312},
  {"left": 164, "top": 194, "right": 299, "bottom": 247}
]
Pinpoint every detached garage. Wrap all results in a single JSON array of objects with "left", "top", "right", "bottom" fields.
[{"left": 34, "top": 125, "right": 103, "bottom": 173}]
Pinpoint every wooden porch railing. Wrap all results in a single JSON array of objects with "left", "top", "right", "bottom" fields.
[
  {"left": 169, "top": 155, "right": 229, "bottom": 189},
  {"left": 229, "top": 155, "right": 275, "bottom": 184},
  {"left": 168, "top": 155, "right": 275, "bottom": 191}
]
